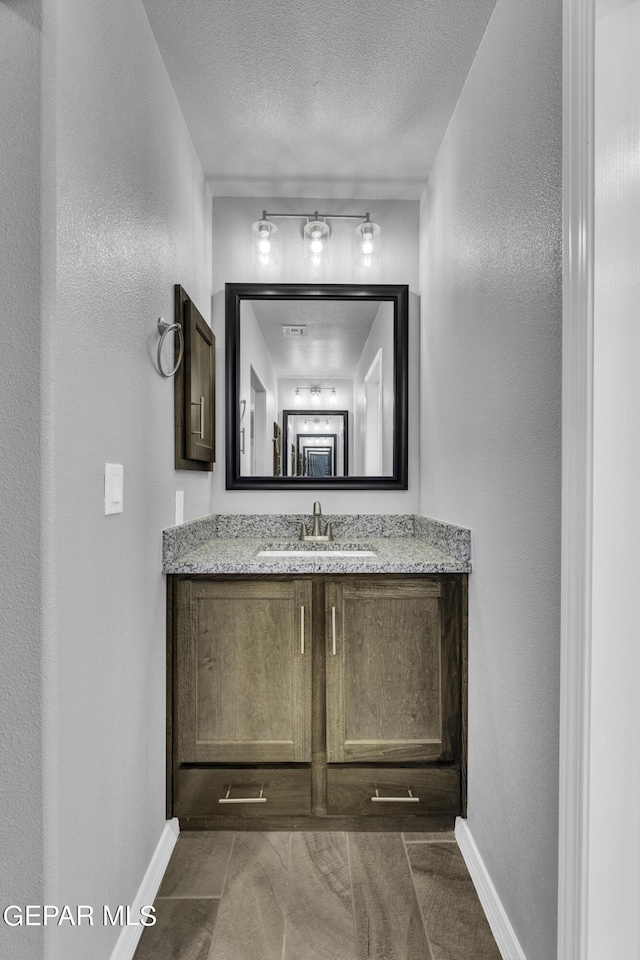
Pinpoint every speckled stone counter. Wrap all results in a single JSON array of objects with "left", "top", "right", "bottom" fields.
[{"left": 162, "top": 514, "right": 471, "bottom": 575}]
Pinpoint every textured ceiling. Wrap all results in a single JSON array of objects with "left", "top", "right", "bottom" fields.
[
  {"left": 141, "top": 0, "right": 496, "bottom": 197},
  {"left": 246, "top": 299, "right": 381, "bottom": 377}
]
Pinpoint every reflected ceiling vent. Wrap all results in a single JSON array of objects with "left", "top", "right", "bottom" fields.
[{"left": 282, "top": 325, "right": 307, "bottom": 338}]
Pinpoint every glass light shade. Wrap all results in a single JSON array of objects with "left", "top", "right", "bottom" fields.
[
  {"left": 294, "top": 387, "right": 302, "bottom": 405},
  {"left": 251, "top": 218, "right": 278, "bottom": 267},
  {"left": 303, "top": 219, "right": 329, "bottom": 266},
  {"left": 355, "top": 219, "right": 381, "bottom": 268}
]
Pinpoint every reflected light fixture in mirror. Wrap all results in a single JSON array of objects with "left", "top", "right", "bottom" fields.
[
  {"left": 250, "top": 211, "right": 381, "bottom": 270},
  {"left": 294, "top": 385, "right": 336, "bottom": 406},
  {"left": 304, "top": 418, "right": 330, "bottom": 429}
]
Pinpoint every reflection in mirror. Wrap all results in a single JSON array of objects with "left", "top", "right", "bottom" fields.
[
  {"left": 240, "top": 299, "right": 391, "bottom": 477},
  {"left": 283, "top": 411, "right": 348, "bottom": 477},
  {"left": 226, "top": 284, "right": 408, "bottom": 490}
]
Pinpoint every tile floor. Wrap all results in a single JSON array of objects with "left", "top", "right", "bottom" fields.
[{"left": 133, "top": 830, "right": 502, "bottom": 960}]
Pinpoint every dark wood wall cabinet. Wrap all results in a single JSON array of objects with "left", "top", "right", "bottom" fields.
[
  {"left": 167, "top": 574, "right": 467, "bottom": 830},
  {"left": 174, "top": 285, "right": 215, "bottom": 471}
]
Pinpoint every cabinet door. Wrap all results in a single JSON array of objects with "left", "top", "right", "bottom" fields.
[
  {"left": 176, "top": 579, "right": 312, "bottom": 763},
  {"left": 325, "top": 578, "right": 460, "bottom": 763},
  {"left": 173, "top": 285, "right": 215, "bottom": 470},
  {"left": 183, "top": 297, "right": 215, "bottom": 463}
]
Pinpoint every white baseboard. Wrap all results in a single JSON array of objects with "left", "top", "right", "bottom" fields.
[
  {"left": 455, "top": 818, "right": 526, "bottom": 960},
  {"left": 109, "top": 818, "right": 180, "bottom": 960}
]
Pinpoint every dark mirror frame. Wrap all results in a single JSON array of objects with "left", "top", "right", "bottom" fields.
[{"left": 225, "top": 282, "right": 409, "bottom": 490}]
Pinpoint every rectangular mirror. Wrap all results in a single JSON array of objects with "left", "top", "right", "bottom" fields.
[{"left": 225, "top": 283, "right": 408, "bottom": 489}]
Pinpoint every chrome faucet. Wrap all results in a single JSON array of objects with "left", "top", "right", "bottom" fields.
[{"left": 299, "top": 501, "right": 334, "bottom": 542}]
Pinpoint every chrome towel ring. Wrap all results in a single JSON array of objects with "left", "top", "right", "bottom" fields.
[{"left": 156, "top": 317, "right": 184, "bottom": 378}]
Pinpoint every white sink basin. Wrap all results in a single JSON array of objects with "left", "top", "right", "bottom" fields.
[{"left": 257, "top": 548, "right": 376, "bottom": 558}]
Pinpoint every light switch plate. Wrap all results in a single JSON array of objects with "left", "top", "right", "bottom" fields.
[
  {"left": 174, "top": 490, "right": 184, "bottom": 525},
  {"left": 105, "top": 463, "right": 123, "bottom": 515}
]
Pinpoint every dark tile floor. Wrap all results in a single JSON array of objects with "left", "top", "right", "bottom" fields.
[{"left": 133, "top": 830, "right": 501, "bottom": 960}]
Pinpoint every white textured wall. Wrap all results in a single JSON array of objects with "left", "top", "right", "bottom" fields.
[
  {"left": 418, "top": 0, "right": 562, "bottom": 957},
  {"left": 40, "top": 1, "right": 212, "bottom": 957},
  {"left": 0, "top": 3, "right": 44, "bottom": 959},
  {"left": 239, "top": 302, "right": 278, "bottom": 476},
  {"left": 588, "top": 2, "right": 640, "bottom": 956},
  {"left": 354, "top": 301, "right": 394, "bottom": 476},
  {"left": 211, "top": 196, "right": 420, "bottom": 514}
]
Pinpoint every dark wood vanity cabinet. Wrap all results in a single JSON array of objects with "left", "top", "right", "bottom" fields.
[{"left": 167, "top": 574, "right": 467, "bottom": 828}]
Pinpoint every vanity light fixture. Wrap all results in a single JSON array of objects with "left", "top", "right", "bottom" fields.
[
  {"left": 251, "top": 216, "right": 278, "bottom": 268},
  {"left": 294, "top": 386, "right": 337, "bottom": 406},
  {"left": 303, "top": 218, "right": 330, "bottom": 268},
  {"left": 251, "top": 210, "right": 381, "bottom": 269},
  {"left": 355, "top": 216, "right": 381, "bottom": 268}
]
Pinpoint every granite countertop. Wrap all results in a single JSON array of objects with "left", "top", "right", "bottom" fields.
[{"left": 162, "top": 514, "right": 471, "bottom": 575}]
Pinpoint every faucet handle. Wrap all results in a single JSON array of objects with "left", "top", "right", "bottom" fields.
[
  {"left": 298, "top": 521, "right": 307, "bottom": 541},
  {"left": 324, "top": 520, "right": 334, "bottom": 542}
]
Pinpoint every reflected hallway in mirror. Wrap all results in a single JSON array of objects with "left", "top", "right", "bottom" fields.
[{"left": 225, "top": 284, "right": 408, "bottom": 490}]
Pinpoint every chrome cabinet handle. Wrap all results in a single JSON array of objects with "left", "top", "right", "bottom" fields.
[
  {"left": 371, "top": 789, "right": 420, "bottom": 803},
  {"left": 331, "top": 606, "right": 336, "bottom": 656},
  {"left": 219, "top": 785, "right": 267, "bottom": 804},
  {"left": 300, "top": 605, "right": 305, "bottom": 655},
  {"left": 191, "top": 396, "right": 205, "bottom": 438}
]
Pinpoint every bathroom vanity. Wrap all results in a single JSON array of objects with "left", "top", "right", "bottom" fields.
[{"left": 163, "top": 513, "right": 470, "bottom": 831}]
